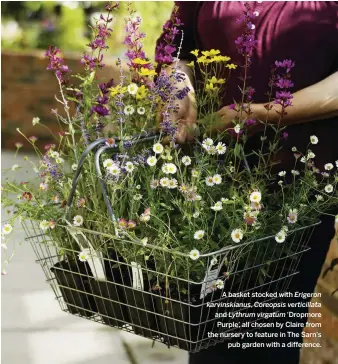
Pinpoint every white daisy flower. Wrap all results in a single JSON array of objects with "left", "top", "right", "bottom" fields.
[
  {"left": 71, "top": 163, "right": 78, "bottom": 171},
  {"left": 234, "top": 124, "right": 241, "bottom": 134},
  {"left": 2, "top": 224, "right": 13, "bottom": 235},
  {"left": 124, "top": 105, "right": 135, "bottom": 115},
  {"left": 315, "top": 194, "right": 324, "bottom": 202},
  {"left": 133, "top": 194, "right": 142, "bottom": 201},
  {"left": 216, "top": 142, "right": 227, "bottom": 155},
  {"left": 231, "top": 229, "right": 244, "bottom": 243},
  {"left": 213, "top": 174, "right": 222, "bottom": 185},
  {"left": 192, "top": 211, "right": 200, "bottom": 218},
  {"left": 194, "top": 230, "right": 205, "bottom": 240},
  {"left": 291, "top": 147, "right": 297, "bottom": 152},
  {"left": 300, "top": 157, "right": 306, "bottom": 163},
  {"left": 278, "top": 180, "right": 283, "bottom": 186},
  {"left": 168, "top": 179, "right": 178, "bottom": 189},
  {"left": 73, "top": 215, "right": 84, "bottom": 226},
  {"left": 324, "top": 163, "right": 334, "bottom": 171},
  {"left": 141, "top": 237, "right": 148, "bottom": 246},
  {"left": 195, "top": 194, "right": 202, "bottom": 201},
  {"left": 206, "top": 146, "right": 216, "bottom": 155},
  {"left": 107, "top": 164, "right": 121, "bottom": 176},
  {"left": 125, "top": 161, "right": 134, "bottom": 173},
  {"left": 307, "top": 151, "right": 315, "bottom": 159},
  {"left": 291, "top": 170, "right": 300, "bottom": 176},
  {"left": 137, "top": 106, "right": 146, "bottom": 115},
  {"left": 182, "top": 156, "right": 191, "bottom": 166},
  {"left": 160, "top": 177, "right": 170, "bottom": 187},
  {"left": 32, "top": 116, "right": 40, "bottom": 126},
  {"left": 189, "top": 249, "right": 200, "bottom": 260},
  {"left": 139, "top": 214, "right": 151, "bottom": 222},
  {"left": 162, "top": 163, "right": 177, "bottom": 174},
  {"left": 11, "top": 164, "right": 19, "bottom": 171},
  {"left": 211, "top": 201, "right": 223, "bottom": 211},
  {"left": 278, "top": 171, "right": 286, "bottom": 177},
  {"left": 310, "top": 135, "right": 318, "bottom": 145},
  {"left": 287, "top": 209, "right": 298, "bottom": 224},
  {"left": 50, "top": 151, "right": 59, "bottom": 159},
  {"left": 324, "top": 184, "right": 333, "bottom": 193},
  {"left": 103, "top": 159, "right": 114, "bottom": 168},
  {"left": 275, "top": 230, "right": 286, "bottom": 243},
  {"left": 211, "top": 257, "right": 218, "bottom": 266},
  {"left": 39, "top": 183, "right": 48, "bottom": 191},
  {"left": 150, "top": 179, "right": 159, "bottom": 189},
  {"left": 216, "top": 279, "right": 224, "bottom": 290},
  {"left": 127, "top": 83, "right": 138, "bottom": 95},
  {"left": 202, "top": 138, "right": 214, "bottom": 151},
  {"left": 191, "top": 169, "right": 199, "bottom": 178},
  {"left": 39, "top": 220, "right": 50, "bottom": 231},
  {"left": 205, "top": 176, "right": 215, "bottom": 186},
  {"left": 249, "top": 191, "right": 262, "bottom": 203},
  {"left": 153, "top": 143, "right": 164, "bottom": 154},
  {"left": 78, "top": 250, "right": 89, "bottom": 262},
  {"left": 55, "top": 157, "right": 64, "bottom": 164},
  {"left": 147, "top": 156, "right": 157, "bottom": 167}
]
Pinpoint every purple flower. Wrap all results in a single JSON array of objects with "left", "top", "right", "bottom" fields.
[
  {"left": 245, "top": 119, "right": 256, "bottom": 127},
  {"left": 176, "top": 86, "right": 190, "bottom": 100},
  {"left": 275, "top": 59, "right": 295, "bottom": 73},
  {"left": 99, "top": 78, "right": 114, "bottom": 94},
  {"left": 281, "top": 131, "right": 289, "bottom": 140},
  {"left": 228, "top": 104, "right": 237, "bottom": 111},
  {"left": 155, "top": 7, "right": 182, "bottom": 66},
  {"left": 45, "top": 46, "right": 70, "bottom": 84},
  {"left": 275, "top": 91, "right": 293, "bottom": 107},
  {"left": 91, "top": 104, "right": 110, "bottom": 117},
  {"left": 275, "top": 78, "right": 294, "bottom": 89}
]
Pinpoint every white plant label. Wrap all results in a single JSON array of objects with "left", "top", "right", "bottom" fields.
[
  {"left": 200, "top": 267, "right": 220, "bottom": 299},
  {"left": 131, "top": 261, "right": 144, "bottom": 290},
  {"left": 85, "top": 249, "right": 106, "bottom": 281}
]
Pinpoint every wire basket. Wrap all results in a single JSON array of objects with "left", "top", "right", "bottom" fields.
[{"left": 22, "top": 135, "right": 319, "bottom": 353}]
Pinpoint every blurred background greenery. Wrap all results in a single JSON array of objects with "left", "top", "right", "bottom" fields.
[{"left": 1, "top": 1, "right": 174, "bottom": 58}]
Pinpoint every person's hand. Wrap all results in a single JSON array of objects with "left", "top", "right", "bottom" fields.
[
  {"left": 173, "top": 72, "right": 197, "bottom": 143},
  {"left": 213, "top": 105, "right": 239, "bottom": 132}
]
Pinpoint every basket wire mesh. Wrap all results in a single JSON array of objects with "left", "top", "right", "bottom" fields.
[{"left": 22, "top": 134, "right": 320, "bottom": 352}]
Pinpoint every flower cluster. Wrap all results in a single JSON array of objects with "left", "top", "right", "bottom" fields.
[{"left": 45, "top": 46, "right": 70, "bottom": 84}]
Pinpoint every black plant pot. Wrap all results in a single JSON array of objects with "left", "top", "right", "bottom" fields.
[
  {"left": 154, "top": 287, "right": 219, "bottom": 351},
  {"left": 90, "top": 277, "right": 130, "bottom": 327},
  {"left": 50, "top": 260, "right": 97, "bottom": 317},
  {"left": 120, "top": 269, "right": 159, "bottom": 338}
]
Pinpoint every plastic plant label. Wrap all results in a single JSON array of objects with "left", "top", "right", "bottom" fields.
[
  {"left": 83, "top": 248, "right": 106, "bottom": 281},
  {"left": 200, "top": 267, "right": 220, "bottom": 299},
  {"left": 131, "top": 261, "right": 144, "bottom": 290}
]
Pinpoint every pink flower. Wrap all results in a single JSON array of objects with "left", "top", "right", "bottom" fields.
[{"left": 29, "top": 136, "right": 38, "bottom": 143}]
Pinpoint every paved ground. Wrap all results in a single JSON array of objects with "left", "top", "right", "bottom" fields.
[{"left": 1, "top": 151, "right": 188, "bottom": 364}]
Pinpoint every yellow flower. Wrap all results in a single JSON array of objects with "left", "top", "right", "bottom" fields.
[
  {"left": 132, "top": 58, "right": 151, "bottom": 65},
  {"left": 211, "top": 55, "right": 231, "bottom": 63},
  {"left": 202, "top": 49, "right": 220, "bottom": 57},
  {"left": 226, "top": 63, "right": 237, "bottom": 70},
  {"left": 187, "top": 61, "right": 195, "bottom": 67},
  {"left": 190, "top": 49, "right": 199, "bottom": 57},
  {"left": 205, "top": 83, "right": 218, "bottom": 92},
  {"left": 110, "top": 85, "right": 127, "bottom": 97},
  {"left": 208, "top": 76, "right": 225, "bottom": 85},
  {"left": 138, "top": 68, "right": 157, "bottom": 77},
  {"left": 135, "top": 85, "right": 148, "bottom": 100}
]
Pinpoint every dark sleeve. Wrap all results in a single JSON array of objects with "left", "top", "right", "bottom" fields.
[{"left": 155, "top": 1, "right": 199, "bottom": 61}]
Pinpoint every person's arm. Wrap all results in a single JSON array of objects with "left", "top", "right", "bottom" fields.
[{"left": 216, "top": 72, "right": 338, "bottom": 132}]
